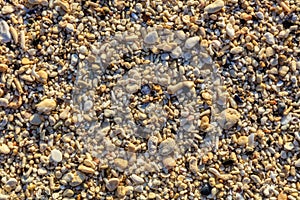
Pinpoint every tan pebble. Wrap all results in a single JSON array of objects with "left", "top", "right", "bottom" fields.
[
  {"left": 114, "top": 158, "right": 128, "bottom": 172},
  {"left": 0, "top": 64, "right": 8, "bottom": 72},
  {"left": 28, "top": 0, "right": 48, "bottom": 6},
  {"left": 218, "top": 108, "right": 240, "bottom": 129},
  {"left": 162, "top": 157, "right": 176, "bottom": 168},
  {"left": 9, "top": 26, "right": 18, "bottom": 44},
  {"left": 54, "top": 0, "right": 70, "bottom": 12},
  {"left": 148, "top": 192, "right": 156, "bottom": 199},
  {"left": 237, "top": 136, "right": 248, "bottom": 146},
  {"left": 37, "top": 70, "right": 48, "bottom": 84},
  {"left": 36, "top": 99, "right": 57, "bottom": 113},
  {"left": 78, "top": 165, "right": 95, "bottom": 174},
  {"left": 1, "top": 6, "right": 14, "bottom": 14},
  {"left": 116, "top": 186, "right": 126, "bottom": 197},
  {"left": 0, "top": 144, "right": 10, "bottom": 154},
  {"left": 278, "top": 66, "right": 289, "bottom": 77},
  {"left": 106, "top": 178, "right": 119, "bottom": 191},
  {"left": 277, "top": 191, "right": 287, "bottom": 200},
  {"left": 21, "top": 58, "right": 33, "bottom": 65},
  {"left": 230, "top": 46, "right": 244, "bottom": 54},
  {"left": 202, "top": 92, "right": 212, "bottom": 100}
]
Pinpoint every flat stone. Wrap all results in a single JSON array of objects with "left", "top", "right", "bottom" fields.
[
  {"left": 114, "top": 158, "right": 128, "bottom": 172},
  {"left": 204, "top": 0, "right": 225, "bottom": 14},
  {"left": 51, "top": 149, "right": 63, "bottom": 162},
  {"left": 144, "top": 31, "right": 158, "bottom": 44},
  {"left": 184, "top": 36, "right": 200, "bottom": 49},
  {"left": 295, "top": 159, "right": 300, "bottom": 167},
  {"left": 36, "top": 99, "right": 57, "bottom": 113},
  {"left": 0, "top": 19, "right": 11, "bottom": 43},
  {"left": 30, "top": 114, "right": 42, "bottom": 125},
  {"left": 0, "top": 144, "right": 10, "bottom": 154},
  {"left": 78, "top": 165, "right": 95, "bottom": 174},
  {"left": 106, "top": 178, "right": 119, "bottom": 191}
]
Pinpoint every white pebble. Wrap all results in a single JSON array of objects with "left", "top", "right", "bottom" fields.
[
  {"left": 204, "top": 0, "right": 225, "bottom": 14},
  {"left": 226, "top": 23, "right": 235, "bottom": 38},
  {"left": 51, "top": 149, "right": 63, "bottom": 162},
  {"left": 264, "top": 32, "right": 275, "bottom": 45},
  {"left": 184, "top": 36, "right": 200, "bottom": 49},
  {"left": 0, "top": 19, "right": 11, "bottom": 43}
]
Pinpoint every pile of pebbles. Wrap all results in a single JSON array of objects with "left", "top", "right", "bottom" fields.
[{"left": 0, "top": 0, "right": 299, "bottom": 199}]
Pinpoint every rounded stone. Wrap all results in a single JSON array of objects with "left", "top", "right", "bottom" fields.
[{"left": 51, "top": 149, "right": 63, "bottom": 162}]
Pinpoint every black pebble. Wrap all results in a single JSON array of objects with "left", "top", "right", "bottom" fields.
[
  {"left": 201, "top": 183, "right": 212, "bottom": 196},
  {"left": 277, "top": 102, "right": 286, "bottom": 115},
  {"left": 222, "top": 159, "right": 235, "bottom": 166},
  {"left": 234, "top": 94, "right": 243, "bottom": 104}
]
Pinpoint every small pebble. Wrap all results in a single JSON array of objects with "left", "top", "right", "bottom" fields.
[
  {"left": 184, "top": 36, "right": 200, "bottom": 49},
  {"left": 0, "top": 64, "right": 8, "bottom": 72},
  {"left": 144, "top": 31, "right": 158, "bottom": 44},
  {"left": 114, "top": 158, "right": 128, "bottom": 172},
  {"left": 65, "top": 23, "right": 74, "bottom": 32},
  {"left": 264, "top": 32, "right": 275, "bottom": 45},
  {"left": 30, "top": 114, "right": 42, "bottom": 125},
  {"left": 51, "top": 149, "right": 63, "bottom": 162},
  {"left": 284, "top": 142, "right": 294, "bottom": 151},
  {"left": 204, "top": 0, "right": 225, "bottom": 14},
  {"left": 201, "top": 183, "right": 212, "bottom": 195},
  {"left": 106, "top": 178, "right": 119, "bottom": 191},
  {"left": 162, "top": 157, "right": 176, "bottom": 168},
  {"left": 36, "top": 99, "right": 57, "bottom": 113},
  {"left": 6, "top": 178, "right": 17, "bottom": 189},
  {"left": 131, "top": 174, "right": 145, "bottom": 185},
  {"left": 0, "top": 19, "right": 11, "bottom": 43},
  {"left": 237, "top": 136, "right": 248, "bottom": 146},
  {"left": 0, "top": 144, "right": 10, "bottom": 154},
  {"left": 295, "top": 159, "right": 300, "bottom": 168},
  {"left": 78, "top": 165, "right": 95, "bottom": 174},
  {"left": 230, "top": 46, "right": 244, "bottom": 54},
  {"left": 1, "top": 6, "right": 15, "bottom": 15}
]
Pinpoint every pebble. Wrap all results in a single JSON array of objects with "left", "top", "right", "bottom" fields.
[
  {"left": 284, "top": 142, "right": 294, "bottom": 151},
  {"left": 230, "top": 46, "right": 244, "bottom": 54},
  {"left": 63, "top": 189, "right": 74, "bottom": 197},
  {"left": 114, "top": 158, "right": 128, "bottom": 172},
  {"left": 51, "top": 149, "right": 63, "bottom": 162},
  {"left": 78, "top": 165, "right": 95, "bottom": 174},
  {"left": 37, "top": 70, "right": 48, "bottom": 84},
  {"left": 159, "top": 138, "right": 176, "bottom": 156},
  {"left": 106, "top": 178, "right": 119, "bottom": 191},
  {"left": 131, "top": 174, "right": 145, "bottom": 185},
  {"left": 0, "top": 98, "right": 9, "bottom": 107},
  {"left": 237, "top": 136, "right": 248, "bottom": 146},
  {"left": 218, "top": 108, "right": 241, "bottom": 129},
  {"left": 0, "top": 19, "right": 11, "bottom": 43},
  {"left": 1, "top": 6, "right": 14, "bottom": 15},
  {"left": 6, "top": 178, "right": 17, "bottom": 189},
  {"left": 184, "top": 36, "right": 200, "bottom": 49},
  {"left": 277, "top": 192, "right": 287, "bottom": 200},
  {"left": 226, "top": 24, "right": 235, "bottom": 38},
  {"left": 65, "top": 23, "right": 75, "bottom": 32},
  {"left": 162, "top": 157, "right": 176, "bottom": 168},
  {"left": 264, "top": 32, "right": 275, "bottom": 45},
  {"left": 144, "top": 31, "right": 159, "bottom": 44},
  {"left": 30, "top": 114, "right": 42, "bottom": 125},
  {"left": 204, "top": 0, "right": 225, "bottom": 14},
  {"left": 36, "top": 99, "right": 57, "bottom": 113},
  {"left": 171, "top": 46, "right": 182, "bottom": 58},
  {"left": 278, "top": 66, "right": 289, "bottom": 77},
  {"left": 295, "top": 159, "right": 300, "bottom": 168},
  {"left": 0, "top": 64, "right": 8, "bottom": 72},
  {"left": 70, "top": 171, "right": 86, "bottom": 187},
  {"left": 201, "top": 183, "right": 212, "bottom": 195},
  {"left": 0, "top": 194, "right": 9, "bottom": 200},
  {"left": 0, "top": 144, "right": 10, "bottom": 154}
]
